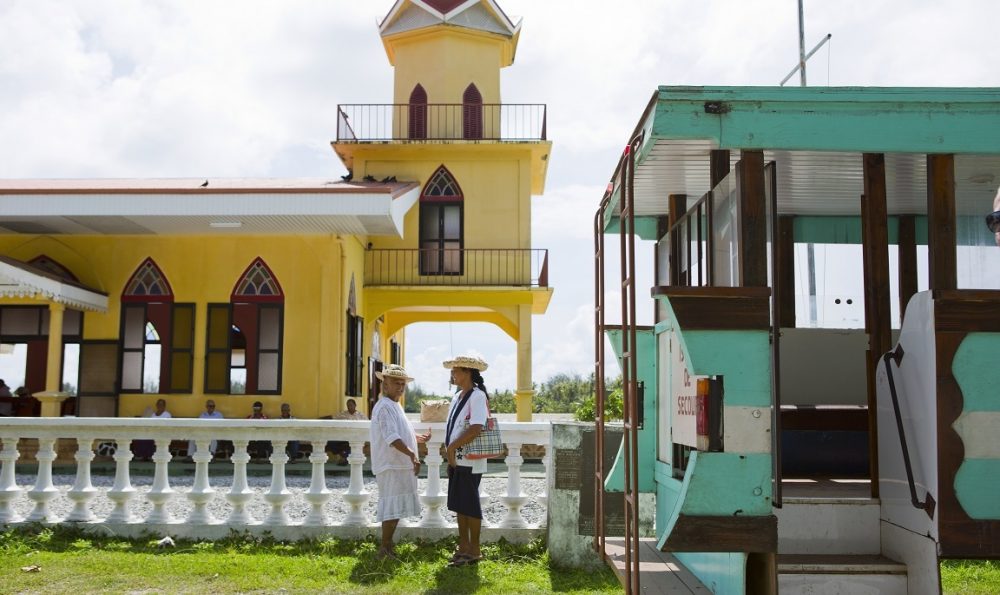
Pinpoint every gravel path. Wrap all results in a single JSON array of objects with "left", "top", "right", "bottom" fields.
[{"left": 9, "top": 472, "right": 547, "bottom": 527}]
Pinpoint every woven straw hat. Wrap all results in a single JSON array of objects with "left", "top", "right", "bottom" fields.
[
  {"left": 375, "top": 364, "right": 414, "bottom": 381},
  {"left": 442, "top": 355, "right": 489, "bottom": 372}
]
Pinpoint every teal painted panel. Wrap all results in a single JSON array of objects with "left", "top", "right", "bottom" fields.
[
  {"left": 603, "top": 215, "right": 661, "bottom": 240},
  {"left": 650, "top": 87, "right": 1000, "bottom": 155},
  {"left": 676, "top": 552, "right": 747, "bottom": 595},
  {"left": 793, "top": 215, "right": 931, "bottom": 245},
  {"left": 682, "top": 330, "right": 772, "bottom": 408},
  {"left": 604, "top": 328, "right": 658, "bottom": 493},
  {"left": 953, "top": 333, "right": 1000, "bottom": 412},
  {"left": 655, "top": 469, "right": 684, "bottom": 543},
  {"left": 677, "top": 452, "right": 772, "bottom": 516},
  {"left": 955, "top": 459, "right": 1000, "bottom": 519}
]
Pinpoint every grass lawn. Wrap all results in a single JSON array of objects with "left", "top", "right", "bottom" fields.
[
  {"left": 0, "top": 525, "right": 620, "bottom": 594},
  {"left": 941, "top": 559, "right": 1000, "bottom": 595}
]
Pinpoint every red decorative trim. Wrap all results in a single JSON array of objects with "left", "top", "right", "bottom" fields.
[
  {"left": 231, "top": 257, "right": 284, "bottom": 303},
  {"left": 28, "top": 254, "right": 79, "bottom": 282},
  {"left": 420, "top": 165, "right": 464, "bottom": 203},
  {"left": 121, "top": 257, "right": 174, "bottom": 302}
]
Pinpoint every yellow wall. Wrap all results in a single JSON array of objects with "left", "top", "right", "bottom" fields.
[
  {"left": 0, "top": 233, "right": 370, "bottom": 420},
  {"left": 391, "top": 29, "right": 504, "bottom": 106}
]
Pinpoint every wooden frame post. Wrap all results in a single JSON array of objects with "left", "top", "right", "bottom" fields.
[
  {"left": 897, "top": 215, "right": 918, "bottom": 321},
  {"left": 776, "top": 216, "right": 796, "bottom": 327},
  {"left": 927, "top": 155, "right": 957, "bottom": 290},
  {"left": 708, "top": 150, "right": 730, "bottom": 284},
  {"left": 738, "top": 150, "right": 767, "bottom": 287},
  {"left": 668, "top": 195, "right": 687, "bottom": 286},
  {"left": 861, "top": 153, "right": 891, "bottom": 499}
]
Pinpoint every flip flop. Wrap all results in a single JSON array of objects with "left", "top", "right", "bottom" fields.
[
  {"left": 449, "top": 552, "right": 470, "bottom": 563},
  {"left": 448, "top": 556, "right": 481, "bottom": 567},
  {"left": 375, "top": 550, "right": 399, "bottom": 561}
]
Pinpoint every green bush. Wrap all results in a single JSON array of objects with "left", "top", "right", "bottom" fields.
[{"left": 574, "top": 387, "right": 624, "bottom": 422}]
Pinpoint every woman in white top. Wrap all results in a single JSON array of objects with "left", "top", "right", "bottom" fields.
[
  {"left": 133, "top": 398, "right": 171, "bottom": 461},
  {"left": 443, "top": 355, "right": 490, "bottom": 566}
]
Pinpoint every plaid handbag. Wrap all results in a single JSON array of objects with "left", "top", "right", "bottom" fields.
[{"left": 460, "top": 400, "right": 504, "bottom": 460}]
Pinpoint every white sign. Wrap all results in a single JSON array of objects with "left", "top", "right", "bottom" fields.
[{"left": 669, "top": 327, "right": 702, "bottom": 449}]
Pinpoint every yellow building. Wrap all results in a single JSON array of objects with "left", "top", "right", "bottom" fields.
[{"left": 0, "top": 0, "right": 551, "bottom": 421}]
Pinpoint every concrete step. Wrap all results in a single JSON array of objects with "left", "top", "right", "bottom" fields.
[
  {"left": 778, "top": 554, "right": 907, "bottom": 595},
  {"left": 776, "top": 496, "right": 881, "bottom": 555}
]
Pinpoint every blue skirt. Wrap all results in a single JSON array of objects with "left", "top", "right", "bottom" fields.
[{"left": 447, "top": 465, "right": 483, "bottom": 519}]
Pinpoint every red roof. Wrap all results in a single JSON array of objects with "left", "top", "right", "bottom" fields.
[{"left": 422, "top": 0, "right": 467, "bottom": 13}]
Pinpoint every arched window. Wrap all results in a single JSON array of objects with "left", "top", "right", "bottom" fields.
[
  {"left": 205, "top": 258, "right": 284, "bottom": 395},
  {"left": 119, "top": 258, "right": 195, "bottom": 394},
  {"left": 463, "top": 83, "right": 483, "bottom": 140},
  {"left": 419, "top": 166, "right": 463, "bottom": 275},
  {"left": 408, "top": 84, "right": 427, "bottom": 139}
]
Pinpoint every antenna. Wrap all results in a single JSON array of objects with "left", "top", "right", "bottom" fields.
[{"left": 780, "top": 0, "right": 832, "bottom": 87}]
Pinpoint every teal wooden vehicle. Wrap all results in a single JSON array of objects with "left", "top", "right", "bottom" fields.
[{"left": 594, "top": 86, "right": 1000, "bottom": 594}]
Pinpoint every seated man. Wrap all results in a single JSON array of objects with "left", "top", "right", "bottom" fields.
[
  {"left": 187, "top": 400, "right": 223, "bottom": 461},
  {"left": 279, "top": 403, "right": 301, "bottom": 461},
  {"left": 327, "top": 398, "right": 366, "bottom": 465},
  {"left": 133, "top": 398, "right": 171, "bottom": 462},
  {"left": 247, "top": 401, "right": 273, "bottom": 462}
]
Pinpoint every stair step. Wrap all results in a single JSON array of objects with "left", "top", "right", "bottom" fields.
[
  {"left": 778, "top": 554, "right": 907, "bottom": 574},
  {"left": 777, "top": 497, "right": 881, "bottom": 555}
]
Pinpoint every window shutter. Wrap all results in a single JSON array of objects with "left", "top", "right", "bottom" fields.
[
  {"left": 204, "top": 304, "right": 232, "bottom": 394},
  {"left": 119, "top": 304, "right": 145, "bottom": 392},
  {"left": 168, "top": 303, "right": 195, "bottom": 393}
]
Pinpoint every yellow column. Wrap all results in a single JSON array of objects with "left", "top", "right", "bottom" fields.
[
  {"left": 515, "top": 304, "right": 534, "bottom": 421},
  {"left": 36, "top": 302, "right": 69, "bottom": 417}
]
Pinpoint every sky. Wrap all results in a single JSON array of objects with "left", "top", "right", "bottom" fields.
[{"left": 2, "top": 0, "right": 999, "bottom": 396}]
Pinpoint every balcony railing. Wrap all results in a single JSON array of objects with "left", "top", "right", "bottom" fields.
[
  {"left": 0, "top": 418, "right": 550, "bottom": 540},
  {"left": 365, "top": 248, "right": 549, "bottom": 287},
  {"left": 337, "top": 104, "right": 547, "bottom": 141}
]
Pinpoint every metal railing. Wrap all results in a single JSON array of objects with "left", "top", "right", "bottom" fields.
[
  {"left": 0, "top": 418, "right": 551, "bottom": 538},
  {"left": 882, "top": 344, "right": 937, "bottom": 519},
  {"left": 364, "top": 248, "right": 548, "bottom": 287},
  {"left": 337, "top": 104, "right": 547, "bottom": 141}
]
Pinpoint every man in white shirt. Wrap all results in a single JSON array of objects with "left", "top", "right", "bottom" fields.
[
  {"left": 187, "top": 400, "right": 223, "bottom": 462},
  {"left": 369, "top": 364, "right": 429, "bottom": 560},
  {"left": 328, "top": 398, "right": 367, "bottom": 465}
]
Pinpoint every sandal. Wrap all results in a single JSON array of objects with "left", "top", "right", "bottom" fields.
[
  {"left": 449, "top": 552, "right": 470, "bottom": 563},
  {"left": 448, "top": 556, "right": 481, "bottom": 567},
  {"left": 375, "top": 549, "right": 399, "bottom": 561}
]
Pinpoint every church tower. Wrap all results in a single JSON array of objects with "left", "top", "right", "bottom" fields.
[{"left": 333, "top": 0, "right": 552, "bottom": 420}]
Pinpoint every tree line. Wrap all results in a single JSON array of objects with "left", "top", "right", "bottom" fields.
[{"left": 403, "top": 373, "right": 623, "bottom": 421}]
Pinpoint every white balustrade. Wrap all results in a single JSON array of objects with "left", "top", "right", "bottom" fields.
[
  {"left": 26, "top": 437, "right": 60, "bottom": 522},
  {"left": 146, "top": 438, "right": 175, "bottom": 524},
  {"left": 187, "top": 438, "right": 215, "bottom": 524},
  {"left": 226, "top": 439, "right": 254, "bottom": 525},
  {"left": 342, "top": 440, "right": 370, "bottom": 526},
  {"left": 0, "top": 417, "right": 550, "bottom": 538},
  {"left": 106, "top": 437, "right": 136, "bottom": 523},
  {"left": 538, "top": 445, "right": 550, "bottom": 507},
  {"left": 303, "top": 441, "right": 331, "bottom": 526},
  {"left": 418, "top": 435, "right": 447, "bottom": 527},
  {"left": 66, "top": 437, "right": 97, "bottom": 522},
  {"left": 263, "top": 441, "right": 291, "bottom": 526},
  {"left": 500, "top": 442, "right": 529, "bottom": 528},
  {"left": 0, "top": 436, "right": 22, "bottom": 523}
]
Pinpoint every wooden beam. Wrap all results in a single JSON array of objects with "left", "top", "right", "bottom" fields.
[
  {"left": 708, "top": 150, "right": 730, "bottom": 284},
  {"left": 651, "top": 286, "right": 771, "bottom": 330},
  {"left": 738, "top": 150, "right": 767, "bottom": 287},
  {"left": 667, "top": 194, "right": 687, "bottom": 286},
  {"left": 661, "top": 514, "right": 778, "bottom": 553},
  {"left": 776, "top": 216, "right": 796, "bottom": 327},
  {"left": 861, "top": 152, "right": 891, "bottom": 500},
  {"left": 927, "top": 154, "right": 957, "bottom": 290},
  {"left": 897, "top": 215, "right": 918, "bottom": 321}
]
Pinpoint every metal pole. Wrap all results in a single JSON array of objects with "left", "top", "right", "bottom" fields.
[
  {"left": 798, "top": 0, "right": 807, "bottom": 86},
  {"left": 779, "top": 34, "right": 832, "bottom": 87}
]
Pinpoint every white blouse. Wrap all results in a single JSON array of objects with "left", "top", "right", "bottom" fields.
[
  {"left": 446, "top": 388, "right": 489, "bottom": 474},
  {"left": 369, "top": 395, "right": 418, "bottom": 475}
]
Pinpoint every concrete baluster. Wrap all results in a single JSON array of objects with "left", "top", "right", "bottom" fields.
[
  {"left": 263, "top": 440, "right": 291, "bottom": 526},
  {"left": 538, "top": 445, "right": 550, "bottom": 507},
  {"left": 500, "top": 442, "right": 528, "bottom": 528},
  {"left": 342, "top": 440, "right": 370, "bottom": 526},
  {"left": 186, "top": 438, "right": 216, "bottom": 524},
  {"left": 0, "top": 436, "right": 22, "bottom": 523},
  {"left": 106, "top": 438, "right": 136, "bottom": 523},
  {"left": 66, "top": 437, "right": 98, "bottom": 522},
  {"left": 25, "top": 437, "right": 59, "bottom": 522},
  {"left": 226, "top": 439, "right": 255, "bottom": 524},
  {"left": 146, "top": 438, "right": 175, "bottom": 524},
  {"left": 303, "top": 441, "right": 331, "bottom": 526},
  {"left": 419, "top": 436, "right": 448, "bottom": 527}
]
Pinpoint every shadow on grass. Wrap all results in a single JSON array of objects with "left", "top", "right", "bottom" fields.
[
  {"left": 548, "top": 559, "right": 621, "bottom": 593},
  {"left": 347, "top": 550, "right": 406, "bottom": 586},
  {"left": 425, "top": 557, "right": 482, "bottom": 595}
]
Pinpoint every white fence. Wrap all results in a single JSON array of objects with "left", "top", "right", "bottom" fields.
[{"left": 0, "top": 418, "right": 550, "bottom": 541}]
